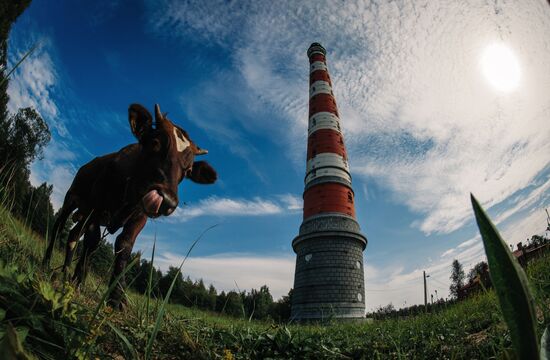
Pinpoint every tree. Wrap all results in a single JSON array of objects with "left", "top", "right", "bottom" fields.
[
  {"left": 466, "top": 260, "right": 491, "bottom": 292},
  {"left": 528, "top": 234, "right": 549, "bottom": 247},
  {"left": 271, "top": 288, "right": 293, "bottom": 322},
  {"left": 467, "top": 261, "right": 488, "bottom": 284},
  {"left": 0, "top": 107, "right": 50, "bottom": 216},
  {"left": 158, "top": 266, "right": 185, "bottom": 302},
  {"left": 222, "top": 291, "right": 244, "bottom": 317},
  {"left": 133, "top": 259, "right": 161, "bottom": 295},
  {"left": 21, "top": 182, "right": 55, "bottom": 237},
  {"left": 89, "top": 239, "right": 114, "bottom": 276},
  {"left": 449, "top": 259, "right": 465, "bottom": 299},
  {"left": 243, "top": 285, "right": 274, "bottom": 320},
  {"left": 206, "top": 284, "right": 217, "bottom": 311},
  {"left": 1, "top": 107, "right": 50, "bottom": 165}
]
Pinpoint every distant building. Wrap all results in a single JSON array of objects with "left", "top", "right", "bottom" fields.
[
  {"left": 290, "top": 43, "right": 367, "bottom": 321},
  {"left": 512, "top": 239, "right": 549, "bottom": 267},
  {"left": 458, "top": 238, "right": 549, "bottom": 299}
]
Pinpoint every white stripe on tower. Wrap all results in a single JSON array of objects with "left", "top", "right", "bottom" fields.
[
  {"left": 305, "top": 167, "right": 352, "bottom": 185},
  {"left": 308, "top": 112, "right": 341, "bottom": 135},
  {"left": 306, "top": 153, "right": 349, "bottom": 176},
  {"left": 310, "top": 61, "right": 328, "bottom": 73},
  {"left": 309, "top": 80, "right": 333, "bottom": 98}
]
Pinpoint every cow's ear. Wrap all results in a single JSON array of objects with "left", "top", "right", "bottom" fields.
[
  {"left": 188, "top": 161, "right": 217, "bottom": 184},
  {"left": 128, "top": 104, "right": 153, "bottom": 140}
]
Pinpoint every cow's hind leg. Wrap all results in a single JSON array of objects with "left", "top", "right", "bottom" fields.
[
  {"left": 42, "top": 193, "right": 76, "bottom": 269},
  {"left": 61, "top": 218, "right": 88, "bottom": 278},
  {"left": 73, "top": 221, "right": 101, "bottom": 286}
]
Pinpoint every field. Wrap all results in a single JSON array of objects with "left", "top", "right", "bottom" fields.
[{"left": 0, "top": 205, "right": 549, "bottom": 359}]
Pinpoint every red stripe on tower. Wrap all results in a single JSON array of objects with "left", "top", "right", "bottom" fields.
[{"left": 303, "top": 43, "right": 355, "bottom": 221}]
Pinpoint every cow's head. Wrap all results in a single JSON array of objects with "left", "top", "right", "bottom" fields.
[{"left": 128, "top": 103, "right": 217, "bottom": 218}]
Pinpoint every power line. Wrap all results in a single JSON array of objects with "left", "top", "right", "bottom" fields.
[{"left": 430, "top": 277, "right": 449, "bottom": 287}]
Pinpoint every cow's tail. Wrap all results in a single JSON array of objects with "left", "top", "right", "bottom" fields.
[{"left": 42, "top": 191, "right": 77, "bottom": 269}]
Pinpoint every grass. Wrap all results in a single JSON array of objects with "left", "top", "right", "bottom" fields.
[{"left": 0, "top": 204, "right": 549, "bottom": 359}]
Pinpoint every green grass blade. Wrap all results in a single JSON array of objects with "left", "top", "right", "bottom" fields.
[
  {"left": 89, "top": 255, "right": 140, "bottom": 327},
  {"left": 0, "top": 44, "right": 38, "bottom": 88},
  {"left": 107, "top": 322, "right": 138, "bottom": 360},
  {"left": 146, "top": 232, "right": 156, "bottom": 323},
  {"left": 542, "top": 326, "right": 549, "bottom": 360},
  {"left": 470, "top": 194, "right": 539, "bottom": 358},
  {"left": 79, "top": 257, "right": 140, "bottom": 358},
  {"left": 0, "top": 322, "right": 35, "bottom": 360},
  {"left": 144, "top": 224, "right": 218, "bottom": 359}
]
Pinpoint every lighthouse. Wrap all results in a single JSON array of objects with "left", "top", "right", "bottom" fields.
[{"left": 291, "top": 43, "right": 367, "bottom": 321}]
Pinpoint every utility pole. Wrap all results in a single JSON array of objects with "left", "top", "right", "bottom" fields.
[{"left": 423, "top": 271, "right": 428, "bottom": 311}]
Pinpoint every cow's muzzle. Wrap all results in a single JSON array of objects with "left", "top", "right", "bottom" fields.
[{"left": 142, "top": 189, "right": 177, "bottom": 217}]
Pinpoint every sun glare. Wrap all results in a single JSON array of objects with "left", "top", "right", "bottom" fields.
[{"left": 481, "top": 43, "right": 521, "bottom": 92}]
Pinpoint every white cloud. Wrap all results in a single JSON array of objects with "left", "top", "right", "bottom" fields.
[
  {"left": 7, "top": 40, "right": 66, "bottom": 136},
  {"left": 148, "top": 0, "right": 550, "bottom": 236},
  {"left": 29, "top": 139, "right": 78, "bottom": 209},
  {"left": 278, "top": 193, "right": 303, "bottom": 211},
  {"left": 6, "top": 34, "right": 81, "bottom": 210},
  {"left": 493, "top": 176, "right": 550, "bottom": 225},
  {"left": 440, "top": 248, "right": 456, "bottom": 258},
  {"left": 154, "top": 252, "right": 295, "bottom": 300},
  {"left": 171, "top": 194, "right": 301, "bottom": 222}
]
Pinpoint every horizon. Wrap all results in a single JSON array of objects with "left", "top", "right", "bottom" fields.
[{"left": 7, "top": 0, "right": 550, "bottom": 311}]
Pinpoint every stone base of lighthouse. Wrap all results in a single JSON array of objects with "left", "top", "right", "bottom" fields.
[{"left": 291, "top": 213, "right": 367, "bottom": 321}]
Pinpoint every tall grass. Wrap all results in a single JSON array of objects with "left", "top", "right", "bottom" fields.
[{"left": 144, "top": 224, "right": 218, "bottom": 359}]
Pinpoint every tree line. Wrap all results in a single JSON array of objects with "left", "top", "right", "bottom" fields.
[{"left": 92, "top": 245, "right": 293, "bottom": 322}]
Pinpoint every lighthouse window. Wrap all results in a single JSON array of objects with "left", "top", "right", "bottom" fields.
[
  {"left": 312, "top": 118, "right": 316, "bottom": 125},
  {"left": 305, "top": 254, "right": 312, "bottom": 262},
  {"left": 357, "top": 293, "right": 362, "bottom": 302},
  {"left": 356, "top": 261, "right": 361, "bottom": 269},
  {"left": 312, "top": 86, "right": 316, "bottom": 91},
  {"left": 347, "top": 191, "right": 353, "bottom": 203}
]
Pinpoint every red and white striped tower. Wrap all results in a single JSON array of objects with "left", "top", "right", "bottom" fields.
[{"left": 291, "top": 43, "right": 367, "bottom": 321}]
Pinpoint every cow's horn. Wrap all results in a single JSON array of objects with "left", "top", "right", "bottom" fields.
[
  {"left": 195, "top": 148, "right": 208, "bottom": 155},
  {"left": 154, "top": 104, "right": 163, "bottom": 121}
]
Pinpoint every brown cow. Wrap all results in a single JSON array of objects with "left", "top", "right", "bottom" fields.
[{"left": 42, "top": 103, "right": 217, "bottom": 308}]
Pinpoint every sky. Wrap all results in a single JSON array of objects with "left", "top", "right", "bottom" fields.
[{"left": 7, "top": 0, "right": 550, "bottom": 312}]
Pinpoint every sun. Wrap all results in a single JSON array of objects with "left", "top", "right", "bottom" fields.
[{"left": 480, "top": 43, "right": 521, "bottom": 92}]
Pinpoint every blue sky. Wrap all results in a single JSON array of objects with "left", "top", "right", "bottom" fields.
[{"left": 8, "top": 0, "right": 550, "bottom": 311}]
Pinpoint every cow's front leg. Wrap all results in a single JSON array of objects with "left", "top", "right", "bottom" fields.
[{"left": 108, "top": 213, "right": 147, "bottom": 310}]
